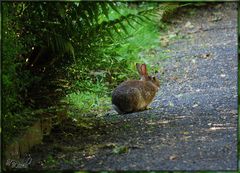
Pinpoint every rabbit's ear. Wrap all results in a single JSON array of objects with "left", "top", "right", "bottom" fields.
[
  {"left": 141, "top": 64, "right": 148, "bottom": 76},
  {"left": 136, "top": 63, "right": 142, "bottom": 75}
]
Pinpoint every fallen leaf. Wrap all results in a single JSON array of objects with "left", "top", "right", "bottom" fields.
[
  {"left": 192, "top": 104, "right": 198, "bottom": 108},
  {"left": 185, "top": 21, "right": 194, "bottom": 29},
  {"left": 160, "top": 36, "right": 169, "bottom": 47},
  {"left": 182, "top": 131, "right": 190, "bottom": 135},
  {"left": 169, "top": 101, "right": 174, "bottom": 107},
  {"left": 85, "top": 155, "right": 95, "bottom": 159},
  {"left": 220, "top": 74, "right": 226, "bottom": 78},
  {"left": 112, "top": 146, "right": 129, "bottom": 154},
  {"left": 209, "top": 15, "right": 222, "bottom": 22},
  {"left": 169, "top": 155, "right": 178, "bottom": 160},
  {"left": 200, "top": 53, "right": 211, "bottom": 59},
  {"left": 169, "top": 76, "right": 178, "bottom": 81},
  {"left": 103, "top": 143, "right": 116, "bottom": 149}
]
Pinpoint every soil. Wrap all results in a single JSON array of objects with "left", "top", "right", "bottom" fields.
[{"left": 25, "top": 2, "right": 238, "bottom": 171}]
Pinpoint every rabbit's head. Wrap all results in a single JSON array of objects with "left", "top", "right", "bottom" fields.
[{"left": 136, "top": 63, "right": 160, "bottom": 88}]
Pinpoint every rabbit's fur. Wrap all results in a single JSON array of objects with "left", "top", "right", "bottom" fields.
[{"left": 112, "top": 63, "right": 160, "bottom": 114}]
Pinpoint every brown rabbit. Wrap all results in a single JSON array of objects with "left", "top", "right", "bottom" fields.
[{"left": 112, "top": 63, "right": 160, "bottom": 114}]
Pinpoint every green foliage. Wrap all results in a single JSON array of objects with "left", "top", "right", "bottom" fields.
[
  {"left": 112, "top": 145, "right": 129, "bottom": 154},
  {"left": 63, "top": 3, "right": 161, "bottom": 117},
  {"left": 2, "top": 2, "right": 171, "bottom": 141},
  {"left": 2, "top": 10, "right": 24, "bottom": 114},
  {"left": 65, "top": 91, "right": 111, "bottom": 116},
  {"left": 3, "top": 112, "right": 38, "bottom": 143},
  {"left": 44, "top": 155, "right": 57, "bottom": 167},
  {"left": 2, "top": 4, "right": 43, "bottom": 142},
  {"left": 64, "top": 80, "right": 111, "bottom": 116}
]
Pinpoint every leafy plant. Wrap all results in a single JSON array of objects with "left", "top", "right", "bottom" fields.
[
  {"left": 62, "top": 2, "right": 162, "bottom": 118},
  {"left": 65, "top": 92, "right": 111, "bottom": 116},
  {"left": 2, "top": 1, "right": 172, "bottom": 142}
]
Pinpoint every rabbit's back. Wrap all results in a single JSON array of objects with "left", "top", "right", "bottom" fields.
[{"left": 112, "top": 80, "right": 158, "bottom": 114}]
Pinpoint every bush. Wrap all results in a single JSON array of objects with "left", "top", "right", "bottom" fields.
[
  {"left": 63, "top": 3, "right": 161, "bottom": 118},
  {"left": 2, "top": 2, "right": 163, "bottom": 138},
  {"left": 2, "top": 4, "right": 40, "bottom": 142}
]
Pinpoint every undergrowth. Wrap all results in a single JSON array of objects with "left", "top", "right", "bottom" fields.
[
  {"left": 2, "top": 2, "right": 183, "bottom": 143},
  {"left": 64, "top": 4, "right": 162, "bottom": 118}
]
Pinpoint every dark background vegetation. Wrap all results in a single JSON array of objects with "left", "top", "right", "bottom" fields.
[{"left": 2, "top": 1, "right": 172, "bottom": 143}]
